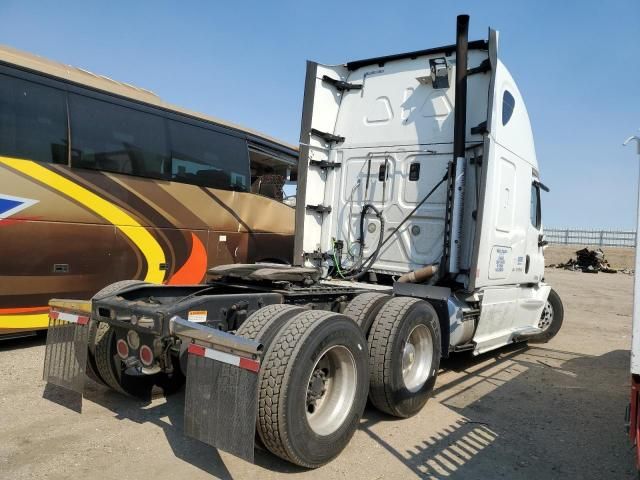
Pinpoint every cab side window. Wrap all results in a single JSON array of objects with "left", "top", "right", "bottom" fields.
[
  {"left": 502, "top": 90, "right": 515, "bottom": 126},
  {"left": 530, "top": 183, "right": 541, "bottom": 229}
]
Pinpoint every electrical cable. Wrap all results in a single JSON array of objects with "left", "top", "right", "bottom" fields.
[{"left": 338, "top": 169, "right": 449, "bottom": 280}]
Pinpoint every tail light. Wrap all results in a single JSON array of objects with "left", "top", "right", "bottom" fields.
[
  {"left": 116, "top": 339, "right": 129, "bottom": 359},
  {"left": 139, "top": 345, "right": 154, "bottom": 366}
]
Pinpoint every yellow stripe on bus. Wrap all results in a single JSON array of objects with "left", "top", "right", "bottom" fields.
[
  {"left": 0, "top": 313, "right": 49, "bottom": 330},
  {"left": 0, "top": 157, "right": 166, "bottom": 283}
]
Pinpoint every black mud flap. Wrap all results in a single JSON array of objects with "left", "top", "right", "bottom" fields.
[
  {"left": 184, "top": 343, "right": 260, "bottom": 463},
  {"left": 42, "top": 303, "right": 92, "bottom": 412}
]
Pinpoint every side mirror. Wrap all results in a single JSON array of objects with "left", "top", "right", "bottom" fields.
[{"left": 538, "top": 234, "right": 548, "bottom": 248}]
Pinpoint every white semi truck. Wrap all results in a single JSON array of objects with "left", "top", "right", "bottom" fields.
[{"left": 43, "top": 15, "right": 564, "bottom": 468}]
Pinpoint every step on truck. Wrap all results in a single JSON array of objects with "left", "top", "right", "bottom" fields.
[{"left": 43, "top": 15, "right": 564, "bottom": 468}]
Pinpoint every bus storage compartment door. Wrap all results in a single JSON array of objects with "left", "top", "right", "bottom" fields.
[
  {"left": 42, "top": 299, "right": 92, "bottom": 411},
  {"left": 171, "top": 316, "right": 262, "bottom": 463}
]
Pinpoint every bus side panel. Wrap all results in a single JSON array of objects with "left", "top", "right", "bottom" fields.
[
  {"left": 247, "top": 233, "right": 294, "bottom": 265},
  {"left": 206, "top": 232, "right": 247, "bottom": 270},
  {"left": 0, "top": 221, "right": 118, "bottom": 332}
]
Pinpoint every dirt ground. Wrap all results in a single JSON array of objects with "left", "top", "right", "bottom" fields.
[{"left": 0, "top": 269, "right": 636, "bottom": 479}]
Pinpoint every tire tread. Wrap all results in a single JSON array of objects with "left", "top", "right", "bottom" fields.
[
  {"left": 257, "top": 310, "right": 338, "bottom": 466},
  {"left": 343, "top": 292, "right": 390, "bottom": 334},
  {"left": 368, "top": 296, "right": 422, "bottom": 416}
]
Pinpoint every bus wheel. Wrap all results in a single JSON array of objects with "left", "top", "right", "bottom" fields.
[
  {"left": 257, "top": 310, "right": 369, "bottom": 468},
  {"left": 343, "top": 292, "right": 391, "bottom": 336},
  {"left": 529, "top": 288, "right": 564, "bottom": 343},
  {"left": 368, "top": 297, "right": 441, "bottom": 418},
  {"left": 87, "top": 280, "right": 148, "bottom": 386}
]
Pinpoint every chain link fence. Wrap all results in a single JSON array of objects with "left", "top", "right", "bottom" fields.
[{"left": 544, "top": 228, "right": 636, "bottom": 248}]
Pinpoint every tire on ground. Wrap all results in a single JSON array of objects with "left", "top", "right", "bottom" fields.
[
  {"left": 343, "top": 292, "right": 391, "bottom": 335},
  {"left": 87, "top": 280, "right": 148, "bottom": 386},
  {"left": 235, "top": 304, "right": 305, "bottom": 450},
  {"left": 368, "top": 296, "right": 441, "bottom": 418},
  {"left": 529, "top": 288, "right": 564, "bottom": 343},
  {"left": 257, "top": 310, "right": 369, "bottom": 468}
]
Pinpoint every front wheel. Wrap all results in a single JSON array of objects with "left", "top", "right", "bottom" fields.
[{"left": 530, "top": 288, "right": 564, "bottom": 343}]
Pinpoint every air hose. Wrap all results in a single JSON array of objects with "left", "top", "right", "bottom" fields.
[{"left": 334, "top": 169, "right": 449, "bottom": 280}]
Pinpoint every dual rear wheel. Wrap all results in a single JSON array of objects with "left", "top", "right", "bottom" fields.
[
  {"left": 237, "top": 306, "right": 369, "bottom": 468},
  {"left": 345, "top": 293, "right": 442, "bottom": 417},
  {"left": 239, "top": 295, "right": 441, "bottom": 467}
]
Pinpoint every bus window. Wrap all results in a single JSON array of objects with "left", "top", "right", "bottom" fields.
[
  {"left": 69, "top": 94, "right": 169, "bottom": 177},
  {"left": 168, "top": 120, "right": 249, "bottom": 191},
  {"left": 0, "top": 74, "right": 68, "bottom": 164},
  {"left": 248, "top": 147, "right": 296, "bottom": 202}
]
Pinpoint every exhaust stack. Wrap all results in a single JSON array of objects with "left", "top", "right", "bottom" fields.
[
  {"left": 453, "top": 14, "right": 469, "bottom": 162},
  {"left": 447, "top": 14, "right": 469, "bottom": 276}
]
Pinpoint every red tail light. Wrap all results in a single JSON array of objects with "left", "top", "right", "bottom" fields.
[
  {"left": 116, "top": 339, "right": 129, "bottom": 359},
  {"left": 139, "top": 345, "right": 154, "bottom": 366}
]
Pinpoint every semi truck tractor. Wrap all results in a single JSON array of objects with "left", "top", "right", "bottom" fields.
[{"left": 43, "top": 15, "right": 564, "bottom": 468}]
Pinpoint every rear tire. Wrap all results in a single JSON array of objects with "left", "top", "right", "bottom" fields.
[
  {"left": 368, "top": 297, "right": 441, "bottom": 418},
  {"left": 235, "top": 304, "right": 306, "bottom": 448},
  {"left": 257, "top": 310, "right": 369, "bottom": 468},
  {"left": 236, "top": 304, "right": 305, "bottom": 351},
  {"left": 343, "top": 292, "right": 391, "bottom": 335},
  {"left": 530, "top": 288, "right": 564, "bottom": 343}
]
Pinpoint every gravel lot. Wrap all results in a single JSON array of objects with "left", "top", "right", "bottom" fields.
[{"left": 0, "top": 268, "right": 635, "bottom": 479}]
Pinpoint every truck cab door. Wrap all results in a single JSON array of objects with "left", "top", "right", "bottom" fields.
[{"left": 525, "top": 178, "right": 545, "bottom": 282}]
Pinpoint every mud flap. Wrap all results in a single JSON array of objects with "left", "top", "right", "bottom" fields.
[
  {"left": 184, "top": 343, "right": 260, "bottom": 463},
  {"left": 42, "top": 302, "right": 92, "bottom": 412}
]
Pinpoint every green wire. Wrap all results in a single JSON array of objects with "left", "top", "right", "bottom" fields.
[{"left": 333, "top": 249, "right": 346, "bottom": 279}]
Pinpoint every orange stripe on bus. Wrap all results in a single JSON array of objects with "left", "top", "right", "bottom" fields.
[
  {"left": 0, "top": 306, "right": 49, "bottom": 314},
  {"left": 167, "top": 233, "right": 207, "bottom": 285}
]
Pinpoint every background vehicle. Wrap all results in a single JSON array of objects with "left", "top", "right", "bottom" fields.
[
  {"left": 0, "top": 46, "right": 297, "bottom": 337},
  {"left": 43, "top": 15, "right": 563, "bottom": 469}
]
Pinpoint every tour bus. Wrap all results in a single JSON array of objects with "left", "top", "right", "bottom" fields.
[{"left": 0, "top": 45, "right": 297, "bottom": 337}]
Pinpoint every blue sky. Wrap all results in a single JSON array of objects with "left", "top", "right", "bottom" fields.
[{"left": 0, "top": 1, "right": 638, "bottom": 228}]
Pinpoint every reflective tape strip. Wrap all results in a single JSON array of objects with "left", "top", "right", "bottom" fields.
[
  {"left": 187, "top": 343, "right": 260, "bottom": 373},
  {"left": 50, "top": 310, "right": 89, "bottom": 325}
]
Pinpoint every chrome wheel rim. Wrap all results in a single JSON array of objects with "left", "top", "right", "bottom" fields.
[
  {"left": 305, "top": 345, "right": 357, "bottom": 436},
  {"left": 402, "top": 324, "right": 433, "bottom": 393},
  {"left": 538, "top": 301, "right": 554, "bottom": 331}
]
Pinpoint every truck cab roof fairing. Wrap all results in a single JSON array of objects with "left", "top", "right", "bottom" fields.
[{"left": 490, "top": 60, "right": 538, "bottom": 171}]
